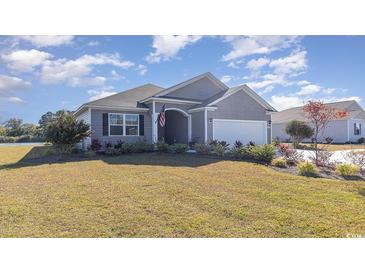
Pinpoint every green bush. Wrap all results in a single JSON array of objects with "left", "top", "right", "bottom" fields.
[
  {"left": 211, "top": 144, "right": 227, "bottom": 157},
  {"left": 272, "top": 157, "right": 286, "bottom": 168},
  {"left": 44, "top": 111, "right": 90, "bottom": 153},
  {"left": 358, "top": 137, "right": 365, "bottom": 144},
  {"left": 168, "top": 143, "right": 188, "bottom": 154},
  {"left": 0, "top": 136, "right": 16, "bottom": 143},
  {"left": 105, "top": 147, "right": 119, "bottom": 156},
  {"left": 120, "top": 143, "right": 136, "bottom": 154},
  {"left": 156, "top": 140, "right": 169, "bottom": 152},
  {"left": 194, "top": 143, "right": 211, "bottom": 155},
  {"left": 336, "top": 164, "right": 359, "bottom": 177},
  {"left": 134, "top": 141, "right": 154, "bottom": 153},
  {"left": 230, "top": 146, "right": 248, "bottom": 159},
  {"left": 250, "top": 144, "right": 276, "bottom": 164},
  {"left": 297, "top": 161, "right": 318, "bottom": 176}
]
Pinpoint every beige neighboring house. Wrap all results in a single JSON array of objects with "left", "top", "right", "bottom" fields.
[
  {"left": 74, "top": 72, "right": 277, "bottom": 149},
  {"left": 272, "top": 100, "right": 365, "bottom": 143}
]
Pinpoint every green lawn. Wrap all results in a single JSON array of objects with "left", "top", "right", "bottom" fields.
[{"left": 0, "top": 145, "right": 364, "bottom": 237}]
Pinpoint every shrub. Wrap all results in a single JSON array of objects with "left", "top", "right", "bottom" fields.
[
  {"left": 156, "top": 140, "right": 169, "bottom": 152},
  {"left": 168, "top": 143, "right": 188, "bottom": 154},
  {"left": 209, "top": 139, "right": 229, "bottom": 148},
  {"left": 0, "top": 136, "right": 16, "bottom": 143},
  {"left": 120, "top": 143, "right": 136, "bottom": 154},
  {"left": 250, "top": 144, "right": 276, "bottom": 164},
  {"left": 309, "top": 150, "right": 334, "bottom": 168},
  {"left": 285, "top": 120, "right": 314, "bottom": 148},
  {"left": 134, "top": 141, "right": 154, "bottom": 153},
  {"left": 234, "top": 140, "right": 243, "bottom": 148},
  {"left": 230, "top": 146, "right": 248, "bottom": 159},
  {"left": 358, "top": 137, "right": 365, "bottom": 144},
  {"left": 83, "top": 150, "right": 96, "bottom": 158},
  {"left": 44, "top": 111, "right": 90, "bottom": 153},
  {"left": 297, "top": 161, "right": 318, "bottom": 176},
  {"left": 90, "top": 139, "right": 102, "bottom": 152},
  {"left": 272, "top": 157, "right": 286, "bottom": 168},
  {"left": 194, "top": 143, "right": 211, "bottom": 155},
  {"left": 211, "top": 143, "right": 227, "bottom": 157},
  {"left": 114, "top": 140, "right": 124, "bottom": 149},
  {"left": 272, "top": 137, "right": 280, "bottom": 146},
  {"left": 105, "top": 147, "right": 118, "bottom": 156},
  {"left": 324, "top": 137, "right": 334, "bottom": 144},
  {"left": 70, "top": 147, "right": 80, "bottom": 154},
  {"left": 277, "top": 143, "right": 303, "bottom": 165},
  {"left": 247, "top": 141, "right": 256, "bottom": 147},
  {"left": 336, "top": 164, "right": 359, "bottom": 177},
  {"left": 347, "top": 151, "right": 365, "bottom": 170}
]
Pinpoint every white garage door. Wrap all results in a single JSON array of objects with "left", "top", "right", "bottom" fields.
[{"left": 213, "top": 119, "right": 267, "bottom": 146}]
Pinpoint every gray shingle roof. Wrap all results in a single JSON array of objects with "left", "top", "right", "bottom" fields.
[
  {"left": 85, "top": 84, "right": 164, "bottom": 108},
  {"left": 272, "top": 100, "right": 363, "bottom": 123}
]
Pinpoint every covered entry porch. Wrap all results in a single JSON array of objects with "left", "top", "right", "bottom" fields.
[{"left": 157, "top": 108, "right": 191, "bottom": 144}]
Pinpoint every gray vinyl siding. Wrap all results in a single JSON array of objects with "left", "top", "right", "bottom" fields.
[
  {"left": 191, "top": 111, "right": 205, "bottom": 143},
  {"left": 272, "top": 120, "right": 350, "bottom": 143},
  {"left": 207, "top": 91, "right": 271, "bottom": 143},
  {"left": 90, "top": 109, "right": 152, "bottom": 145},
  {"left": 166, "top": 77, "right": 223, "bottom": 101}
]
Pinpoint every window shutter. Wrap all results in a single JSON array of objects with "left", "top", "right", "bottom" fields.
[
  {"left": 139, "top": 114, "right": 144, "bottom": 136},
  {"left": 102, "top": 113, "right": 109, "bottom": 136}
]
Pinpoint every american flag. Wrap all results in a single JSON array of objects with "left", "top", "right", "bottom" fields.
[{"left": 158, "top": 104, "right": 166, "bottom": 127}]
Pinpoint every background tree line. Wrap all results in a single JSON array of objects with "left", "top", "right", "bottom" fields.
[{"left": 0, "top": 110, "right": 72, "bottom": 143}]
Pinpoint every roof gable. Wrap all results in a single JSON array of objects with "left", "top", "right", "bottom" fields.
[
  {"left": 153, "top": 72, "right": 228, "bottom": 100},
  {"left": 203, "top": 84, "right": 276, "bottom": 111},
  {"left": 272, "top": 100, "right": 364, "bottom": 123}
]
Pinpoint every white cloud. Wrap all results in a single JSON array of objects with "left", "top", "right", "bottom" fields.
[
  {"left": 145, "top": 35, "right": 202, "bottom": 63},
  {"left": 322, "top": 88, "right": 336, "bottom": 94},
  {"left": 246, "top": 57, "right": 270, "bottom": 70},
  {"left": 220, "top": 75, "right": 232, "bottom": 84},
  {"left": 137, "top": 64, "right": 147, "bottom": 75},
  {"left": 296, "top": 84, "right": 321, "bottom": 96},
  {"left": 0, "top": 75, "right": 31, "bottom": 92},
  {"left": 222, "top": 36, "right": 299, "bottom": 61},
  {"left": 1, "top": 49, "right": 53, "bottom": 72},
  {"left": 269, "top": 50, "right": 307, "bottom": 76},
  {"left": 246, "top": 73, "right": 288, "bottom": 90},
  {"left": 297, "top": 80, "right": 311, "bottom": 86},
  {"left": 269, "top": 95, "right": 304, "bottom": 111},
  {"left": 111, "top": 70, "right": 123, "bottom": 80},
  {"left": 69, "top": 76, "right": 106, "bottom": 87},
  {"left": 87, "top": 41, "right": 100, "bottom": 47},
  {"left": 40, "top": 53, "right": 134, "bottom": 86},
  {"left": 88, "top": 89, "right": 117, "bottom": 101},
  {"left": 19, "top": 35, "right": 74, "bottom": 47},
  {"left": 0, "top": 75, "right": 30, "bottom": 103},
  {"left": 7, "top": 96, "right": 24, "bottom": 103}
]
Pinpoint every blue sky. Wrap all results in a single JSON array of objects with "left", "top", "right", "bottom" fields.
[{"left": 0, "top": 35, "right": 364, "bottom": 124}]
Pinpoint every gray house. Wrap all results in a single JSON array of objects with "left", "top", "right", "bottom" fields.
[
  {"left": 272, "top": 100, "right": 365, "bottom": 143},
  {"left": 74, "top": 72, "right": 276, "bottom": 149}
]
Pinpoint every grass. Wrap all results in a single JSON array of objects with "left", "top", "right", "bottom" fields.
[{"left": 1, "top": 145, "right": 365, "bottom": 237}]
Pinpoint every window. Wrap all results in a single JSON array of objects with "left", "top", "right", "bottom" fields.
[
  {"left": 109, "top": 113, "right": 139, "bottom": 136},
  {"left": 354, "top": 122, "right": 362, "bottom": 135},
  {"left": 125, "top": 114, "right": 139, "bottom": 136},
  {"left": 109, "top": 114, "right": 124, "bottom": 136}
]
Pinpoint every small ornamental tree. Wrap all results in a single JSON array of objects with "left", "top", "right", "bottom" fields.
[
  {"left": 303, "top": 101, "right": 348, "bottom": 165},
  {"left": 44, "top": 111, "right": 90, "bottom": 153},
  {"left": 285, "top": 120, "right": 314, "bottom": 148}
]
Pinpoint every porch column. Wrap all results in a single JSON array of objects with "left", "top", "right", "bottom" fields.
[
  {"left": 188, "top": 115, "right": 192, "bottom": 142},
  {"left": 152, "top": 101, "right": 158, "bottom": 143}
]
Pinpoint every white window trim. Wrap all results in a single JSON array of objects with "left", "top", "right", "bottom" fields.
[{"left": 108, "top": 113, "right": 139, "bottom": 137}]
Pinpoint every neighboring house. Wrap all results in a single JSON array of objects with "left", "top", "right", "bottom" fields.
[
  {"left": 272, "top": 100, "right": 365, "bottom": 143},
  {"left": 74, "top": 72, "right": 276, "bottom": 149}
]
